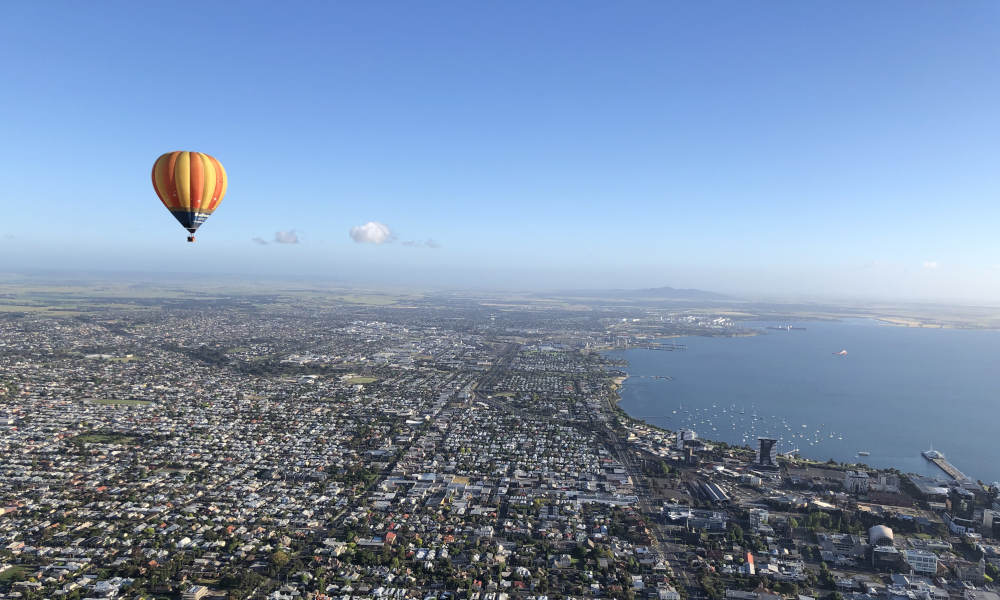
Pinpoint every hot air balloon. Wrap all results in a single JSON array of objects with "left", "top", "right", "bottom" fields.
[{"left": 151, "top": 151, "right": 228, "bottom": 242}]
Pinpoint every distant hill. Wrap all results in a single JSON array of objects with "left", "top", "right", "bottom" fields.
[{"left": 551, "top": 285, "right": 731, "bottom": 301}]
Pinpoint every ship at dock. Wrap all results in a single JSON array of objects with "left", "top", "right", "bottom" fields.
[{"left": 922, "top": 446, "right": 943, "bottom": 460}]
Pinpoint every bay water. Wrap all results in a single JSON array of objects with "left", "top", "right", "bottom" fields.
[{"left": 605, "top": 319, "right": 1000, "bottom": 483}]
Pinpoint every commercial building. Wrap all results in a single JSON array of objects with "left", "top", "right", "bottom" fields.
[
  {"left": 182, "top": 586, "right": 210, "bottom": 600},
  {"left": 756, "top": 438, "right": 778, "bottom": 469},
  {"left": 872, "top": 473, "right": 901, "bottom": 493},
  {"left": 844, "top": 471, "right": 870, "bottom": 494},
  {"left": 954, "top": 560, "right": 986, "bottom": 585},
  {"left": 870, "top": 525, "right": 899, "bottom": 571},
  {"left": 749, "top": 508, "right": 769, "bottom": 530},
  {"left": 676, "top": 429, "right": 697, "bottom": 450},
  {"left": 817, "top": 533, "right": 868, "bottom": 559},
  {"left": 904, "top": 549, "right": 938, "bottom": 575}
]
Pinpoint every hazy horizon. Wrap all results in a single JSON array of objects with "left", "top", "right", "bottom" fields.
[{"left": 5, "top": 266, "right": 1000, "bottom": 309}]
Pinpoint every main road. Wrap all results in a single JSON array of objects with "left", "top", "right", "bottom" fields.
[{"left": 598, "top": 392, "right": 697, "bottom": 595}]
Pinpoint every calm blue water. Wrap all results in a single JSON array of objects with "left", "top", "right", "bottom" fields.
[{"left": 605, "top": 319, "right": 1000, "bottom": 483}]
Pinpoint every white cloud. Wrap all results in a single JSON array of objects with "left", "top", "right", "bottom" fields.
[
  {"left": 274, "top": 230, "right": 299, "bottom": 244},
  {"left": 402, "top": 238, "right": 441, "bottom": 249},
  {"left": 350, "top": 221, "right": 394, "bottom": 244},
  {"left": 251, "top": 237, "right": 268, "bottom": 245},
  {"left": 922, "top": 260, "right": 939, "bottom": 270}
]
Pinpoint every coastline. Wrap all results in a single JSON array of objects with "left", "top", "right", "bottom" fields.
[
  {"left": 600, "top": 334, "right": 996, "bottom": 484},
  {"left": 874, "top": 317, "right": 944, "bottom": 328},
  {"left": 589, "top": 330, "right": 762, "bottom": 354}
]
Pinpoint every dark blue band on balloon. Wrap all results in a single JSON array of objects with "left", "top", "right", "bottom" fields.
[{"left": 170, "top": 211, "right": 211, "bottom": 230}]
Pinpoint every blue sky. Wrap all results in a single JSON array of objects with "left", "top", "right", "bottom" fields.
[{"left": 2, "top": 1, "right": 999, "bottom": 300}]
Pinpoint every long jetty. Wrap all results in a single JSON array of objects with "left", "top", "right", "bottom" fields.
[{"left": 925, "top": 454, "right": 969, "bottom": 481}]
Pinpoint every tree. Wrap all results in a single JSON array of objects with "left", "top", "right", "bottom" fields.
[
  {"left": 729, "top": 524, "right": 744, "bottom": 543},
  {"left": 271, "top": 550, "right": 290, "bottom": 568},
  {"left": 775, "top": 582, "right": 799, "bottom": 596},
  {"left": 699, "top": 574, "right": 724, "bottom": 600},
  {"left": 819, "top": 561, "right": 836, "bottom": 589}
]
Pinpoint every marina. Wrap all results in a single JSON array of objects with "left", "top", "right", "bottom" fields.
[{"left": 645, "top": 399, "right": 850, "bottom": 451}]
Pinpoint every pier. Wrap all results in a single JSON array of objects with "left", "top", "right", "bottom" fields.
[{"left": 923, "top": 450, "right": 969, "bottom": 481}]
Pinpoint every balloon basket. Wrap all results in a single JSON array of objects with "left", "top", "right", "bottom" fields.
[{"left": 187, "top": 236, "right": 195, "bottom": 243}]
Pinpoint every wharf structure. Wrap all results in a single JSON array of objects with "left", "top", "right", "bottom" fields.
[{"left": 922, "top": 447, "right": 969, "bottom": 481}]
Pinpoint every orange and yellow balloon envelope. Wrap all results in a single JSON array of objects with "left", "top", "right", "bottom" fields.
[{"left": 151, "top": 151, "right": 227, "bottom": 242}]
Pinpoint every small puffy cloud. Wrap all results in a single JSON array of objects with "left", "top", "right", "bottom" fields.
[
  {"left": 922, "top": 260, "right": 939, "bottom": 270},
  {"left": 274, "top": 230, "right": 300, "bottom": 244},
  {"left": 350, "top": 221, "right": 394, "bottom": 244},
  {"left": 402, "top": 238, "right": 441, "bottom": 249},
  {"left": 251, "top": 237, "right": 268, "bottom": 245}
]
